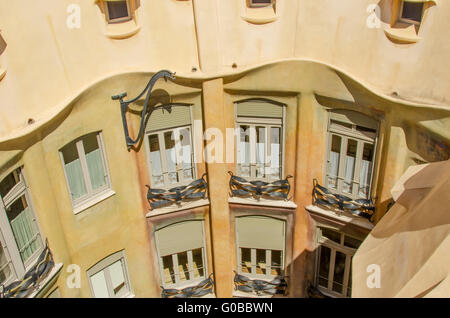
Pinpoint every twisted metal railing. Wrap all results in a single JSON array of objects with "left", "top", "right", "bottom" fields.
[
  {"left": 161, "top": 274, "right": 214, "bottom": 298},
  {"left": 146, "top": 174, "right": 208, "bottom": 210},
  {"left": 228, "top": 172, "right": 293, "bottom": 201},
  {"left": 312, "top": 179, "right": 375, "bottom": 221},
  {"left": 233, "top": 271, "right": 288, "bottom": 296},
  {"left": 0, "top": 240, "right": 54, "bottom": 298}
]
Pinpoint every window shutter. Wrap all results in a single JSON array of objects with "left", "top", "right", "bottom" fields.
[
  {"left": 156, "top": 220, "right": 204, "bottom": 256},
  {"left": 146, "top": 106, "right": 192, "bottom": 132},
  {"left": 236, "top": 100, "right": 283, "bottom": 118},
  {"left": 236, "top": 216, "right": 285, "bottom": 251}
]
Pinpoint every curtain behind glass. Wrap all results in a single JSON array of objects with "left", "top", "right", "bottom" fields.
[
  {"left": 62, "top": 143, "right": 87, "bottom": 200},
  {"left": 85, "top": 148, "right": 106, "bottom": 191},
  {"left": 10, "top": 206, "right": 42, "bottom": 263}
]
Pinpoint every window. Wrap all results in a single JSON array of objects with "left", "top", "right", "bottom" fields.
[
  {"left": 155, "top": 220, "right": 207, "bottom": 288},
  {"left": 87, "top": 250, "right": 132, "bottom": 298},
  {"left": 249, "top": 0, "right": 273, "bottom": 8},
  {"left": 236, "top": 100, "right": 284, "bottom": 182},
  {"left": 145, "top": 106, "right": 195, "bottom": 190},
  {"left": 236, "top": 216, "right": 285, "bottom": 279},
  {"left": 325, "top": 110, "right": 378, "bottom": 200},
  {"left": 315, "top": 227, "right": 362, "bottom": 298},
  {"left": 0, "top": 168, "right": 43, "bottom": 286},
  {"left": 60, "top": 132, "right": 112, "bottom": 211},
  {"left": 105, "top": 0, "right": 131, "bottom": 23},
  {"left": 399, "top": 1, "right": 424, "bottom": 25}
]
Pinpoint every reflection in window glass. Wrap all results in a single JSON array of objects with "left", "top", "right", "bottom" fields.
[
  {"left": 61, "top": 142, "right": 87, "bottom": 200},
  {"left": 177, "top": 251, "right": 190, "bottom": 282},
  {"left": 318, "top": 246, "right": 330, "bottom": 288},
  {"left": 164, "top": 131, "right": 179, "bottom": 185},
  {"left": 255, "top": 127, "right": 266, "bottom": 178},
  {"left": 107, "top": 1, "right": 129, "bottom": 21},
  {"left": 192, "top": 248, "right": 204, "bottom": 278},
  {"left": 83, "top": 134, "right": 106, "bottom": 191},
  {"left": 328, "top": 135, "right": 341, "bottom": 189},
  {"left": 270, "top": 127, "right": 281, "bottom": 179},
  {"left": 0, "top": 171, "right": 19, "bottom": 199},
  {"left": 344, "top": 235, "right": 362, "bottom": 250},
  {"left": 180, "top": 128, "right": 194, "bottom": 181},
  {"left": 359, "top": 143, "right": 374, "bottom": 198},
  {"left": 241, "top": 248, "right": 251, "bottom": 274},
  {"left": 162, "top": 255, "right": 175, "bottom": 285},
  {"left": 109, "top": 260, "right": 126, "bottom": 297},
  {"left": 255, "top": 249, "right": 266, "bottom": 275},
  {"left": 321, "top": 227, "right": 341, "bottom": 245},
  {"left": 332, "top": 251, "right": 346, "bottom": 294},
  {"left": 239, "top": 125, "right": 251, "bottom": 177},
  {"left": 343, "top": 139, "right": 357, "bottom": 194},
  {"left": 271, "top": 250, "right": 282, "bottom": 276},
  {"left": 148, "top": 134, "right": 164, "bottom": 187}
]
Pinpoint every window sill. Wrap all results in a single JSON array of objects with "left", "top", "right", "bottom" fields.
[
  {"left": 29, "top": 263, "right": 64, "bottom": 298},
  {"left": 228, "top": 196, "right": 297, "bottom": 209},
  {"left": 73, "top": 189, "right": 116, "bottom": 215},
  {"left": 305, "top": 204, "right": 374, "bottom": 231},
  {"left": 105, "top": 20, "right": 141, "bottom": 39},
  {"left": 384, "top": 23, "right": 420, "bottom": 43},
  {"left": 0, "top": 68, "right": 6, "bottom": 81},
  {"left": 242, "top": 6, "right": 277, "bottom": 25},
  {"left": 232, "top": 290, "right": 278, "bottom": 298},
  {"left": 145, "top": 198, "right": 210, "bottom": 218}
]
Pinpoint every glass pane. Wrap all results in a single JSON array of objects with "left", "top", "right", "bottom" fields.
[
  {"left": 0, "top": 244, "right": 12, "bottom": 284},
  {"left": 270, "top": 127, "right": 281, "bottom": 180},
  {"left": 402, "top": 3, "right": 423, "bottom": 22},
  {"left": 238, "top": 125, "right": 251, "bottom": 177},
  {"left": 255, "top": 126, "right": 266, "bottom": 178},
  {"left": 108, "top": 260, "right": 127, "bottom": 297},
  {"left": 359, "top": 143, "right": 374, "bottom": 198},
  {"left": 164, "top": 131, "right": 179, "bottom": 184},
  {"left": 321, "top": 227, "right": 341, "bottom": 244},
  {"left": 7, "top": 196, "right": 42, "bottom": 263},
  {"left": 356, "top": 125, "right": 377, "bottom": 139},
  {"left": 343, "top": 139, "right": 357, "bottom": 194},
  {"left": 328, "top": 135, "right": 341, "bottom": 189},
  {"left": 332, "top": 251, "right": 347, "bottom": 294},
  {"left": 255, "top": 249, "right": 266, "bottom": 275},
  {"left": 330, "top": 120, "right": 352, "bottom": 131},
  {"left": 177, "top": 251, "right": 190, "bottom": 282},
  {"left": 192, "top": 248, "right": 204, "bottom": 279},
  {"left": 61, "top": 142, "right": 87, "bottom": 200},
  {"left": 83, "top": 134, "right": 107, "bottom": 191},
  {"left": 240, "top": 248, "right": 251, "bottom": 274},
  {"left": 318, "top": 246, "right": 331, "bottom": 288},
  {"left": 148, "top": 134, "right": 164, "bottom": 187},
  {"left": 162, "top": 255, "right": 175, "bottom": 285},
  {"left": 107, "top": 1, "right": 129, "bottom": 20},
  {"left": 179, "top": 128, "right": 194, "bottom": 181},
  {"left": 0, "top": 170, "right": 19, "bottom": 199},
  {"left": 344, "top": 235, "right": 362, "bottom": 250},
  {"left": 91, "top": 270, "right": 110, "bottom": 298},
  {"left": 271, "top": 250, "right": 282, "bottom": 276}
]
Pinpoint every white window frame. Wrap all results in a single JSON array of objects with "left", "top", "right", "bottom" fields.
[
  {"left": 0, "top": 168, "right": 44, "bottom": 286},
  {"left": 235, "top": 117, "right": 284, "bottom": 183},
  {"left": 398, "top": 0, "right": 424, "bottom": 25},
  {"left": 314, "top": 227, "right": 361, "bottom": 298},
  {"left": 324, "top": 115, "right": 378, "bottom": 200},
  {"left": 104, "top": 0, "right": 132, "bottom": 24},
  {"left": 249, "top": 0, "right": 273, "bottom": 8},
  {"left": 87, "top": 250, "right": 133, "bottom": 298},
  {"left": 59, "top": 132, "right": 112, "bottom": 212},
  {"left": 144, "top": 125, "right": 197, "bottom": 190},
  {"left": 155, "top": 221, "right": 208, "bottom": 289}
]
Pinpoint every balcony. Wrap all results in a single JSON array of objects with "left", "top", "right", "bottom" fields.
[
  {"left": 160, "top": 274, "right": 214, "bottom": 298},
  {"left": 233, "top": 271, "right": 288, "bottom": 298}
]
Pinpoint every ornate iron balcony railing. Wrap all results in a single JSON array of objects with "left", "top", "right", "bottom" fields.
[
  {"left": 146, "top": 174, "right": 208, "bottom": 210},
  {"left": 228, "top": 171, "right": 293, "bottom": 201},
  {"left": 0, "top": 240, "right": 55, "bottom": 298},
  {"left": 233, "top": 271, "right": 288, "bottom": 296},
  {"left": 312, "top": 178, "right": 375, "bottom": 221},
  {"left": 161, "top": 274, "right": 214, "bottom": 298}
]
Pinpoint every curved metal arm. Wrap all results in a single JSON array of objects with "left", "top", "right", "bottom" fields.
[{"left": 111, "top": 70, "right": 176, "bottom": 150}]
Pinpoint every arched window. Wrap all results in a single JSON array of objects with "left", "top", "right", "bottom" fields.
[{"left": 325, "top": 110, "right": 379, "bottom": 200}]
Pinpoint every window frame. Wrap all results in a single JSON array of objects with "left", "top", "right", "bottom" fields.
[
  {"left": 87, "top": 250, "right": 133, "bottom": 298},
  {"left": 314, "top": 227, "right": 361, "bottom": 298},
  {"left": 144, "top": 125, "right": 197, "bottom": 190},
  {"left": 154, "top": 220, "right": 208, "bottom": 289},
  {"left": 59, "top": 132, "right": 112, "bottom": 212},
  {"left": 104, "top": 0, "right": 132, "bottom": 24},
  {"left": 0, "top": 168, "right": 44, "bottom": 286},
  {"left": 248, "top": 0, "right": 274, "bottom": 8},
  {"left": 324, "top": 112, "right": 379, "bottom": 200},
  {"left": 398, "top": 0, "right": 424, "bottom": 25}
]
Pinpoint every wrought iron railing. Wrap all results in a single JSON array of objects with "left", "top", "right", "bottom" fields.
[
  {"left": 146, "top": 174, "right": 208, "bottom": 210},
  {"left": 312, "top": 179, "right": 375, "bottom": 221},
  {"left": 0, "top": 240, "right": 55, "bottom": 298},
  {"left": 161, "top": 274, "right": 214, "bottom": 298},
  {"left": 233, "top": 271, "right": 288, "bottom": 296},
  {"left": 228, "top": 172, "right": 293, "bottom": 201}
]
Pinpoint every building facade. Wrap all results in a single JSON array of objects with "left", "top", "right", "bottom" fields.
[{"left": 0, "top": 0, "right": 449, "bottom": 298}]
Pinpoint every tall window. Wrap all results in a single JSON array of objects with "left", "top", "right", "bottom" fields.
[
  {"left": 399, "top": 1, "right": 424, "bottom": 25},
  {"left": 60, "top": 132, "right": 111, "bottom": 210},
  {"left": 87, "top": 250, "right": 132, "bottom": 298},
  {"left": 325, "top": 110, "right": 378, "bottom": 200},
  {"left": 236, "top": 100, "right": 284, "bottom": 182},
  {"left": 145, "top": 106, "right": 195, "bottom": 190},
  {"left": 155, "top": 220, "right": 207, "bottom": 288},
  {"left": 315, "top": 227, "right": 362, "bottom": 298},
  {"left": 236, "top": 216, "right": 285, "bottom": 279},
  {"left": 0, "top": 168, "right": 43, "bottom": 286},
  {"left": 105, "top": 0, "right": 131, "bottom": 23}
]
